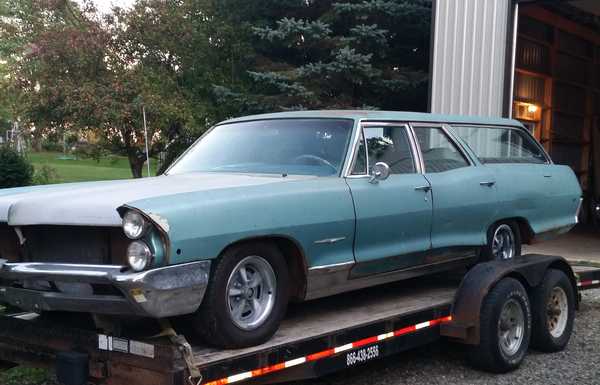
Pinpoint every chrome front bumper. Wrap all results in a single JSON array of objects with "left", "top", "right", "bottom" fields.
[{"left": 0, "top": 260, "right": 211, "bottom": 318}]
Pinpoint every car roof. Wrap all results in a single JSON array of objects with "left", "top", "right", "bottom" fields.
[{"left": 220, "top": 110, "right": 523, "bottom": 128}]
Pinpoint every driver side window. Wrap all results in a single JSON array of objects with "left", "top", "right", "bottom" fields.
[{"left": 351, "top": 125, "right": 416, "bottom": 175}]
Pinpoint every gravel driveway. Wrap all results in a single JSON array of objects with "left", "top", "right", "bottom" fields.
[{"left": 300, "top": 290, "right": 600, "bottom": 385}]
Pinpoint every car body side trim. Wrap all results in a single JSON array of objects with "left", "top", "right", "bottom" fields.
[
  {"left": 304, "top": 247, "right": 479, "bottom": 300},
  {"left": 308, "top": 261, "right": 354, "bottom": 271},
  {"left": 313, "top": 237, "right": 347, "bottom": 245}
]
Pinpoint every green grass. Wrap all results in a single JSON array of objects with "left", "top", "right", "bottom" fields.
[
  {"left": 0, "top": 367, "right": 56, "bottom": 385},
  {"left": 27, "top": 151, "right": 158, "bottom": 184}
]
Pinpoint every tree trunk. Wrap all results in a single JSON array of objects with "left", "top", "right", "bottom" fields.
[{"left": 128, "top": 150, "right": 146, "bottom": 178}]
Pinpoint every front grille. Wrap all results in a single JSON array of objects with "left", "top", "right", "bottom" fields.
[
  {"left": 0, "top": 225, "right": 129, "bottom": 265},
  {"left": 0, "top": 223, "right": 20, "bottom": 262}
]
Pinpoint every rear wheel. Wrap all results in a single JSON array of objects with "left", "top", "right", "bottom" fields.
[
  {"left": 193, "top": 242, "right": 289, "bottom": 348},
  {"left": 530, "top": 269, "right": 575, "bottom": 352},
  {"left": 482, "top": 222, "right": 521, "bottom": 261},
  {"left": 468, "top": 278, "right": 531, "bottom": 373}
]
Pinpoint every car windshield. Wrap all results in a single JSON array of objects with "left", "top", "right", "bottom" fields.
[{"left": 167, "top": 119, "right": 354, "bottom": 176}]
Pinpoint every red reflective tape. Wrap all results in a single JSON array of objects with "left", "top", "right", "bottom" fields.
[
  {"left": 307, "top": 348, "right": 335, "bottom": 361},
  {"left": 429, "top": 315, "right": 452, "bottom": 326},
  {"left": 252, "top": 362, "right": 285, "bottom": 377},
  {"left": 204, "top": 380, "right": 227, "bottom": 385},
  {"left": 394, "top": 325, "right": 416, "bottom": 336},
  {"left": 353, "top": 335, "right": 379, "bottom": 348}
]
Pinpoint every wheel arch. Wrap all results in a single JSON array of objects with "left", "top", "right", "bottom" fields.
[
  {"left": 217, "top": 235, "right": 308, "bottom": 302},
  {"left": 488, "top": 217, "right": 535, "bottom": 245}
]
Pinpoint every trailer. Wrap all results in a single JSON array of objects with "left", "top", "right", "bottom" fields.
[{"left": 0, "top": 254, "right": 598, "bottom": 385}]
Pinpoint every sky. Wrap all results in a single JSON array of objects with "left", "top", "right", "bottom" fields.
[{"left": 75, "top": 0, "right": 135, "bottom": 14}]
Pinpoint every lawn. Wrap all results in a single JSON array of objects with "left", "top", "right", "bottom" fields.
[{"left": 27, "top": 151, "right": 158, "bottom": 184}]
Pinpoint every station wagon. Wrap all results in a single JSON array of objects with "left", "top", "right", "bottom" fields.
[{"left": 0, "top": 111, "right": 582, "bottom": 348}]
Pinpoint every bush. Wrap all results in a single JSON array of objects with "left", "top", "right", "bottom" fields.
[
  {"left": 0, "top": 147, "right": 34, "bottom": 188},
  {"left": 41, "top": 140, "right": 63, "bottom": 153},
  {"left": 72, "top": 143, "right": 110, "bottom": 163},
  {"left": 33, "top": 164, "right": 59, "bottom": 185}
]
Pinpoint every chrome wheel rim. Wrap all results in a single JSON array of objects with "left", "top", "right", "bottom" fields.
[
  {"left": 492, "top": 224, "right": 515, "bottom": 260},
  {"left": 226, "top": 256, "right": 276, "bottom": 331},
  {"left": 547, "top": 287, "right": 568, "bottom": 338},
  {"left": 498, "top": 298, "right": 525, "bottom": 357}
]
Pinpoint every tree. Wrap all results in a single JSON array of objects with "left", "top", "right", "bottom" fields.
[
  {"left": 0, "top": 0, "right": 195, "bottom": 178},
  {"left": 0, "top": 0, "right": 435, "bottom": 176},
  {"left": 215, "top": 0, "right": 432, "bottom": 113}
]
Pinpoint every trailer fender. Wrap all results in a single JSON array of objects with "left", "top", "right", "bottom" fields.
[{"left": 440, "top": 254, "right": 577, "bottom": 345}]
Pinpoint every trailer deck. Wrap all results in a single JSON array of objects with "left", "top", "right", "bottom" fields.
[
  {"left": 193, "top": 278, "right": 456, "bottom": 385},
  {"left": 0, "top": 258, "right": 597, "bottom": 385}
]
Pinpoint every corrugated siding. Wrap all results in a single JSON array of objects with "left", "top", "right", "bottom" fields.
[{"left": 430, "top": 0, "right": 511, "bottom": 117}]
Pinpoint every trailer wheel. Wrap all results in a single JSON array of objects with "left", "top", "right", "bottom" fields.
[
  {"left": 193, "top": 242, "right": 289, "bottom": 348},
  {"left": 530, "top": 269, "right": 575, "bottom": 352},
  {"left": 468, "top": 277, "right": 531, "bottom": 373}
]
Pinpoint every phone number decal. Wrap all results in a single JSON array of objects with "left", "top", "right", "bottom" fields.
[{"left": 346, "top": 345, "right": 380, "bottom": 367}]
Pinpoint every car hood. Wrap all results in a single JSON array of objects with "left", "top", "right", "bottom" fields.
[{"left": 0, "top": 173, "right": 311, "bottom": 228}]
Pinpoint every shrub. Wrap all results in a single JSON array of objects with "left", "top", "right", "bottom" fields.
[
  {"left": 41, "top": 140, "right": 64, "bottom": 153},
  {"left": 33, "top": 164, "right": 59, "bottom": 185},
  {"left": 0, "top": 147, "right": 34, "bottom": 188}
]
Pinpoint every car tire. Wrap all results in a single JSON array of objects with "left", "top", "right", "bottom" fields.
[
  {"left": 192, "top": 242, "right": 289, "bottom": 348},
  {"left": 482, "top": 221, "right": 521, "bottom": 261},
  {"left": 530, "top": 269, "right": 575, "bottom": 352},
  {"left": 468, "top": 278, "right": 531, "bottom": 373}
]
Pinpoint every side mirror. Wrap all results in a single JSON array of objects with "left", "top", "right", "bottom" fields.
[{"left": 369, "top": 162, "right": 390, "bottom": 184}]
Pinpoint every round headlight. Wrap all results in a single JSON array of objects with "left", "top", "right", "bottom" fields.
[
  {"left": 127, "top": 241, "right": 152, "bottom": 272},
  {"left": 123, "top": 211, "right": 148, "bottom": 239}
]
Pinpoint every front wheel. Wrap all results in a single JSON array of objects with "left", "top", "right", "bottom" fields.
[
  {"left": 468, "top": 278, "right": 532, "bottom": 373},
  {"left": 192, "top": 242, "right": 289, "bottom": 348}
]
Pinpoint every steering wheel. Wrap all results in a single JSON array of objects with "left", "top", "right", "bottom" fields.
[{"left": 293, "top": 154, "right": 337, "bottom": 173}]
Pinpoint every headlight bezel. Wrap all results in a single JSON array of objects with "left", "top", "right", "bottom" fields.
[
  {"left": 122, "top": 210, "right": 149, "bottom": 240},
  {"left": 126, "top": 240, "right": 153, "bottom": 272}
]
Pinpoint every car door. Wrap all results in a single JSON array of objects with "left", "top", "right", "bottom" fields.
[
  {"left": 345, "top": 122, "right": 433, "bottom": 276},
  {"left": 411, "top": 124, "right": 498, "bottom": 250}
]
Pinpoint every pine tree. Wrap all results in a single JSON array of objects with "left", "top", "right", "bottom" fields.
[{"left": 215, "top": 0, "right": 432, "bottom": 114}]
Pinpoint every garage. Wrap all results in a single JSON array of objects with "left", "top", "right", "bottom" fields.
[{"left": 430, "top": 0, "right": 600, "bottom": 226}]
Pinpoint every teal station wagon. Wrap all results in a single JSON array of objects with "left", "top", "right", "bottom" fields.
[{"left": 0, "top": 111, "right": 582, "bottom": 348}]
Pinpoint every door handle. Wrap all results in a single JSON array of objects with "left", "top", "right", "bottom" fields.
[
  {"left": 544, "top": 175, "right": 552, "bottom": 178},
  {"left": 480, "top": 181, "right": 496, "bottom": 187},
  {"left": 415, "top": 185, "right": 431, "bottom": 192}
]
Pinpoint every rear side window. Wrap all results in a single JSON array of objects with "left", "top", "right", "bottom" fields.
[
  {"left": 453, "top": 126, "right": 548, "bottom": 164},
  {"left": 413, "top": 127, "right": 469, "bottom": 173}
]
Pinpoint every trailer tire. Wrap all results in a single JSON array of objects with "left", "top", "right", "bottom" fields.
[
  {"left": 192, "top": 242, "right": 289, "bottom": 348},
  {"left": 468, "top": 277, "right": 531, "bottom": 373},
  {"left": 530, "top": 269, "right": 575, "bottom": 352}
]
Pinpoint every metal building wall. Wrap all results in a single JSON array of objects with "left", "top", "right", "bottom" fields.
[{"left": 429, "top": 0, "right": 514, "bottom": 117}]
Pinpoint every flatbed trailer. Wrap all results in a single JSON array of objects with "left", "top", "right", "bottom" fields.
[{"left": 0, "top": 254, "right": 598, "bottom": 385}]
